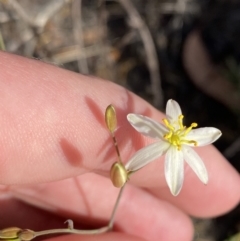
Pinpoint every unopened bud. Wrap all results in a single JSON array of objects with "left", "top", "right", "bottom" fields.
[
  {"left": 0, "top": 227, "right": 22, "bottom": 240},
  {"left": 105, "top": 105, "right": 117, "bottom": 133},
  {"left": 110, "top": 162, "right": 128, "bottom": 188}
]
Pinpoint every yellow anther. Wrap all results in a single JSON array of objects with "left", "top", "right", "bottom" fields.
[
  {"left": 191, "top": 123, "right": 198, "bottom": 128},
  {"left": 189, "top": 140, "right": 198, "bottom": 146},
  {"left": 184, "top": 122, "right": 198, "bottom": 135},
  {"left": 181, "top": 140, "right": 198, "bottom": 146}
]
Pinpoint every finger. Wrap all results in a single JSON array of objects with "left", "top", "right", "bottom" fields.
[
  {"left": 128, "top": 144, "right": 240, "bottom": 217},
  {"left": 156, "top": 146, "right": 240, "bottom": 218},
  {"left": 0, "top": 198, "right": 146, "bottom": 241},
  {"left": 0, "top": 194, "right": 67, "bottom": 230},
  {"left": 8, "top": 174, "right": 193, "bottom": 241},
  {"left": 0, "top": 51, "right": 158, "bottom": 185},
  {"left": 0, "top": 52, "right": 239, "bottom": 218},
  {"left": 0, "top": 196, "right": 146, "bottom": 241},
  {"left": 44, "top": 233, "right": 147, "bottom": 241}
]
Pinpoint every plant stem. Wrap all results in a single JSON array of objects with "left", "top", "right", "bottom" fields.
[
  {"left": 108, "top": 184, "right": 126, "bottom": 229},
  {"left": 27, "top": 185, "right": 126, "bottom": 240},
  {"left": 33, "top": 226, "right": 109, "bottom": 237}
]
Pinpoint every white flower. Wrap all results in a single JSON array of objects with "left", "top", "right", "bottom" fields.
[{"left": 126, "top": 99, "right": 222, "bottom": 196}]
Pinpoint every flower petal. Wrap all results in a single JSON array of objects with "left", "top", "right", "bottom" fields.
[
  {"left": 186, "top": 127, "right": 222, "bottom": 146},
  {"left": 127, "top": 114, "right": 168, "bottom": 139},
  {"left": 125, "top": 141, "right": 169, "bottom": 172},
  {"left": 182, "top": 145, "right": 208, "bottom": 184},
  {"left": 165, "top": 146, "right": 184, "bottom": 196},
  {"left": 166, "top": 99, "right": 182, "bottom": 122}
]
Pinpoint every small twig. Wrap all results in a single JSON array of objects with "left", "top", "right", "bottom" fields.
[
  {"left": 8, "top": 0, "right": 36, "bottom": 27},
  {"left": 158, "top": 0, "right": 199, "bottom": 15},
  {"left": 175, "top": 0, "right": 188, "bottom": 14},
  {"left": 145, "top": 0, "right": 158, "bottom": 33},
  {"left": 6, "top": 0, "right": 37, "bottom": 54},
  {"left": 0, "top": 31, "right": 5, "bottom": 50},
  {"left": 72, "top": 0, "right": 89, "bottom": 74},
  {"left": 118, "top": 0, "right": 164, "bottom": 109},
  {"left": 96, "top": 0, "right": 117, "bottom": 81},
  {"left": 115, "top": 30, "right": 137, "bottom": 49},
  {"left": 8, "top": 0, "right": 69, "bottom": 30},
  {"left": 7, "top": 0, "right": 69, "bottom": 55},
  {"left": 44, "top": 44, "right": 110, "bottom": 65},
  {"left": 35, "top": 0, "right": 70, "bottom": 29},
  {"left": 159, "top": 3, "right": 199, "bottom": 14}
]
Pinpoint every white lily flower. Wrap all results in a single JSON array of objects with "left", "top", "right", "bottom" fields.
[{"left": 126, "top": 99, "right": 222, "bottom": 196}]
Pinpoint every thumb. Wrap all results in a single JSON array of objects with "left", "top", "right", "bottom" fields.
[{"left": 0, "top": 52, "right": 158, "bottom": 185}]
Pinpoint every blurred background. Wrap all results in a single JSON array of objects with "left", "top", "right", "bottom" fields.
[{"left": 0, "top": 0, "right": 239, "bottom": 240}]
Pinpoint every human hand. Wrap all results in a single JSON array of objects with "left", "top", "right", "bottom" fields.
[{"left": 0, "top": 51, "right": 239, "bottom": 241}]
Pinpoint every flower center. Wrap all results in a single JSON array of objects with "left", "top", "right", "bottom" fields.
[{"left": 163, "top": 115, "right": 198, "bottom": 150}]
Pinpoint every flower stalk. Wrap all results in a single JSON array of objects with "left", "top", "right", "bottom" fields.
[{"left": 0, "top": 184, "right": 126, "bottom": 241}]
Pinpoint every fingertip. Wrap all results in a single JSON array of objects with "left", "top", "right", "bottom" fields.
[{"left": 117, "top": 185, "right": 194, "bottom": 241}]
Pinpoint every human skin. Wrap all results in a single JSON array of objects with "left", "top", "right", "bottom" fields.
[{"left": 0, "top": 51, "right": 239, "bottom": 241}]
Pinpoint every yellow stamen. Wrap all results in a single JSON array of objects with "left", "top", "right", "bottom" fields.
[
  {"left": 184, "top": 122, "right": 198, "bottom": 135},
  {"left": 178, "top": 115, "right": 184, "bottom": 129},
  {"left": 164, "top": 131, "right": 172, "bottom": 139},
  {"left": 163, "top": 118, "right": 175, "bottom": 131},
  {"left": 181, "top": 140, "right": 198, "bottom": 146},
  {"left": 162, "top": 115, "right": 198, "bottom": 150}
]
